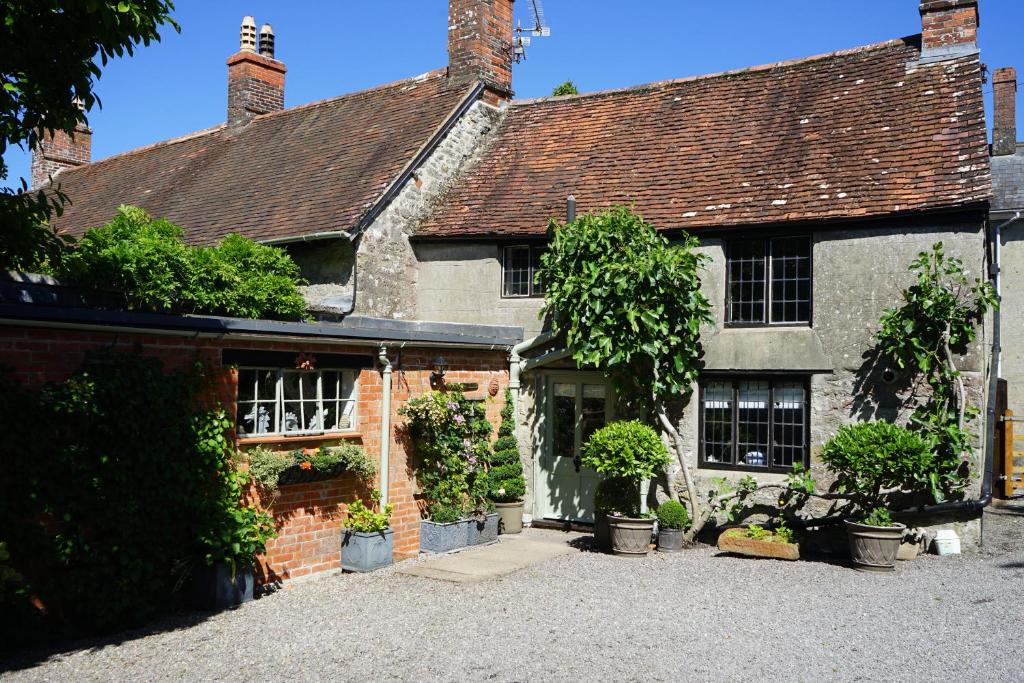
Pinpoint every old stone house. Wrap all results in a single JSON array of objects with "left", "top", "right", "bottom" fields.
[{"left": 15, "top": 0, "right": 1011, "bottom": 558}]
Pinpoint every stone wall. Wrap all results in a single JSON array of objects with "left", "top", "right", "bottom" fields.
[{"left": 353, "top": 100, "right": 503, "bottom": 319}]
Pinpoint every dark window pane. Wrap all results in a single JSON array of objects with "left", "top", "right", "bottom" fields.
[
  {"left": 772, "top": 382, "right": 806, "bottom": 467},
  {"left": 702, "top": 382, "right": 733, "bottom": 464},
  {"left": 552, "top": 383, "right": 576, "bottom": 458},
  {"left": 503, "top": 247, "right": 531, "bottom": 297},
  {"left": 770, "top": 237, "right": 811, "bottom": 323},
  {"left": 532, "top": 246, "right": 546, "bottom": 295},
  {"left": 736, "top": 381, "right": 770, "bottom": 466},
  {"left": 728, "top": 241, "right": 766, "bottom": 322}
]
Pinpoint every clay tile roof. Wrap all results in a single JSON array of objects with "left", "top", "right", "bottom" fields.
[
  {"left": 418, "top": 36, "right": 991, "bottom": 238},
  {"left": 48, "top": 69, "right": 472, "bottom": 245}
]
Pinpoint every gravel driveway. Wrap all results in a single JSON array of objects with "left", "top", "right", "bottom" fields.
[{"left": 3, "top": 510, "right": 1022, "bottom": 682}]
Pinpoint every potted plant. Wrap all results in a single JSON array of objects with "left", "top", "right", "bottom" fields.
[
  {"left": 717, "top": 522, "right": 800, "bottom": 561},
  {"left": 341, "top": 490, "right": 394, "bottom": 572},
  {"left": 820, "top": 421, "right": 933, "bottom": 572},
  {"left": 655, "top": 500, "right": 690, "bottom": 552},
  {"left": 401, "top": 391, "right": 494, "bottom": 554},
  {"left": 581, "top": 420, "right": 672, "bottom": 557},
  {"left": 489, "top": 390, "right": 527, "bottom": 534}
]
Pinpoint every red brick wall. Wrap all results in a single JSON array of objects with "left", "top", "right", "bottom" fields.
[
  {"left": 992, "top": 67, "right": 1018, "bottom": 157},
  {"left": 448, "top": 0, "right": 514, "bottom": 97},
  {"left": 0, "top": 324, "right": 509, "bottom": 582},
  {"left": 227, "top": 51, "right": 286, "bottom": 129},
  {"left": 31, "top": 125, "right": 91, "bottom": 189}
]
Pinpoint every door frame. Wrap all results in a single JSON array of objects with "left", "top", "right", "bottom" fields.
[{"left": 533, "top": 370, "right": 614, "bottom": 522}]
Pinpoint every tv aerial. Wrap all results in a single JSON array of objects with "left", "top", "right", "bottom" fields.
[{"left": 513, "top": 0, "right": 551, "bottom": 63}]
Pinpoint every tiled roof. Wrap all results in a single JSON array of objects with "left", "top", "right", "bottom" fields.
[
  {"left": 992, "top": 145, "right": 1024, "bottom": 212},
  {"left": 49, "top": 70, "right": 473, "bottom": 245},
  {"left": 418, "top": 37, "right": 991, "bottom": 238}
]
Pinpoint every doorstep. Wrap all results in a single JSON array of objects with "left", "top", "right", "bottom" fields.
[{"left": 396, "top": 529, "right": 576, "bottom": 583}]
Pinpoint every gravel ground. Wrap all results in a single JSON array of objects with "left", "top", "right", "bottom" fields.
[{"left": 3, "top": 510, "right": 1022, "bottom": 683}]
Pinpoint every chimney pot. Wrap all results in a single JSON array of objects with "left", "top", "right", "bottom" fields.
[
  {"left": 992, "top": 67, "right": 1018, "bottom": 157},
  {"left": 240, "top": 15, "right": 257, "bottom": 53},
  {"left": 259, "top": 23, "right": 275, "bottom": 59}
]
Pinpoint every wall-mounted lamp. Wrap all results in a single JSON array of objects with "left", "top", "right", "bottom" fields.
[{"left": 430, "top": 356, "right": 449, "bottom": 386}]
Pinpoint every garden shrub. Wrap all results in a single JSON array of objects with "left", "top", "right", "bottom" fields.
[
  {"left": 57, "top": 205, "right": 307, "bottom": 320},
  {"left": 344, "top": 491, "right": 393, "bottom": 533},
  {"left": 655, "top": 500, "right": 690, "bottom": 530},
  {"left": 0, "top": 353, "right": 273, "bottom": 642},
  {"left": 593, "top": 477, "right": 641, "bottom": 517},
  {"left": 489, "top": 390, "right": 526, "bottom": 503},
  {"left": 401, "top": 391, "right": 493, "bottom": 519},
  {"left": 820, "top": 420, "right": 942, "bottom": 509},
  {"left": 581, "top": 420, "right": 671, "bottom": 481}
]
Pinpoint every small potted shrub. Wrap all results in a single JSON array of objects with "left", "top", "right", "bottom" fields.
[
  {"left": 341, "top": 490, "right": 394, "bottom": 573},
  {"left": 489, "top": 390, "right": 527, "bottom": 534},
  {"left": 593, "top": 477, "right": 640, "bottom": 552},
  {"left": 821, "top": 421, "right": 934, "bottom": 572},
  {"left": 655, "top": 500, "right": 690, "bottom": 552},
  {"left": 581, "top": 420, "right": 672, "bottom": 557}
]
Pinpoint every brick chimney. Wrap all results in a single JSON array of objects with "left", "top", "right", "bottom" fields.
[
  {"left": 448, "top": 0, "right": 514, "bottom": 103},
  {"left": 226, "top": 16, "right": 286, "bottom": 130},
  {"left": 30, "top": 122, "right": 91, "bottom": 189},
  {"left": 992, "top": 67, "right": 1018, "bottom": 157},
  {"left": 919, "top": 0, "right": 979, "bottom": 59}
]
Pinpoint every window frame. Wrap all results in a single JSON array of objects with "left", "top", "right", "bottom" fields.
[
  {"left": 725, "top": 235, "right": 813, "bottom": 327},
  {"left": 500, "top": 244, "right": 547, "bottom": 298},
  {"left": 236, "top": 366, "right": 358, "bottom": 439},
  {"left": 697, "top": 374, "right": 811, "bottom": 474}
]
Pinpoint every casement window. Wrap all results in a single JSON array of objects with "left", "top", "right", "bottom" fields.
[
  {"left": 699, "top": 377, "right": 809, "bottom": 471},
  {"left": 236, "top": 368, "right": 357, "bottom": 437},
  {"left": 502, "top": 245, "right": 546, "bottom": 297},
  {"left": 726, "top": 236, "right": 811, "bottom": 325}
]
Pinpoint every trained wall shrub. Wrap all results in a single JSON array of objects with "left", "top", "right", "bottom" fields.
[{"left": 0, "top": 352, "right": 273, "bottom": 643}]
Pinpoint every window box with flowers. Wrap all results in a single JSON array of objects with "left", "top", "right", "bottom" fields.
[
  {"left": 400, "top": 390, "right": 496, "bottom": 553},
  {"left": 245, "top": 444, "right": 376, "bottom": 492}
]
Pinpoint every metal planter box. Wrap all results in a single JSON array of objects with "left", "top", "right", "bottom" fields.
[
  {"left": 420, "top": 519, "right": 472, "bottom": 554},
  {"left": 466, "top": 512, "right": 500, "bottom": 546},
  {"left": 189, "top": 562, "right": 254, "bottom": 611},
  {"left": 341, "top": 528, "right": 394, "bottom": 572}
]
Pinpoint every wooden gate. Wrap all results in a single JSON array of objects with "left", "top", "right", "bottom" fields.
[{"left": 1000, "top": 409, "right": 1024, "bottom": 498}]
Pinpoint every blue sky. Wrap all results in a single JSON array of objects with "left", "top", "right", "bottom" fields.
[{"left": 4, "top": 0, "right": 1022, "bottom": 190}]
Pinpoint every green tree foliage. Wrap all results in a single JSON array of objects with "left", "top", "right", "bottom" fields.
[
  {"left": 1, "top": 1, "right": 179, "bottom": 270},
  {"left": 489, "top": 389, "right": 526, "bottom": 503},
  {"left": 875, "top": 242, "right": 995, "bottom": 497},
  {"left": 540, "top": 206, "right": 713, "bottom": 533},
  {"left": 581, "top": 420, "right": 671, "bottom": 480},
  {"left": 0, "top": 353, "right": 272, "bottom": 641},
  {"left": 551, "top": 79, "right": 579, "bottom": 96},
  {"left": 58, "top": 206, "right": 308, "bottom": 319}
]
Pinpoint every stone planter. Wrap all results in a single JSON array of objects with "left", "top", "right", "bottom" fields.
[
  {"left": 718, "top": 528, "right": 800, "bottom": 560},
  {"left": 420, "top": 519, "right": 472, "bottom": 554},
  {"left": 608, "top": 515, "right": 655, "bottom": 557},
  {"left": 189, "top": 561, "right": 253, "bottom": 611},
  {"left": 341, "top": 528, "right": 394, "bottom": 572},
  {"left": 657, "top": 527, "right": 685, "bottom": 553},
  {"left": 466, "top": 513, "right": 500, "bottom": 546},
  {"left": 495, "top": 501, "right": 524, "bottom": 535},
  {"left": 593, "top": 511, "right": 610, "bottom": 552},
  {"left": 845, "top": 520, "right": 905, "bottom": 572}
]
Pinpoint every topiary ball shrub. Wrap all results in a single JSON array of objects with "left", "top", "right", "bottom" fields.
[
  {"left": 655, "top": 500, "right": 690, "bottom": 530},
  {"left": 489, "top": 390, "right": 526, "bottom": 503},
  {"left": 581, "top": 420, "right": 671, "bottom": 481},
  {"left": 593, "top": 477, "right": 641, "bottom": 518},
  {"left": 820, "top": 420, "right": 940, "bottom": 506}
]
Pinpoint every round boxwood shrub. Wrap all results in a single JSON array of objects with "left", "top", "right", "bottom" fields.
[
  {"left": 655, "top": 500, "right": 690, "bottom": 530},
  {"left": 581, "top": 420, "right": 671, "bottom": 481},
  {"left": 489, "top": 390, "right": 526, "bottom": 503}
]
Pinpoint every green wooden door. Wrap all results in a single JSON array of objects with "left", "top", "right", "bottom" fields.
[{"left": 537, "top": 374, "right": 612, "bottom": 523}]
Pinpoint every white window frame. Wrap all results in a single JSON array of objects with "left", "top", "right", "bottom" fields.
[{"left": 236, "top": 367, "right": 358, "bottom": 438}]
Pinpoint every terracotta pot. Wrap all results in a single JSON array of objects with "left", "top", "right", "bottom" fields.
[
  {"left": 608, "top": 515, "right": 655, "bottom": 557},
  {"left": 495, "top": 501, "right": 524, "bottom": 534},
  {"left": 845, "top": 520, "right": 905, "bottom": 572}
]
